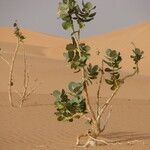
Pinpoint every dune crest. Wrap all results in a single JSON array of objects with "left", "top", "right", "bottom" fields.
[{"left": 84, "top": 21, "right": 150, "bottom": 76}]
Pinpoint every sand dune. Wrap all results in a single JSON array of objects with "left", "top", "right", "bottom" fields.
[
  {"left": 0, "top": 22, "right": 150, "bottom": 150},
  {"left": 84, "top": 21, "right": 150, "bottom": 76},
  {"left": 0, "top": 27, "right": 68, "bottom": 59}
]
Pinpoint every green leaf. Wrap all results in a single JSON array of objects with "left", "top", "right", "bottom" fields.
[
  {"left": 68, "top": 50, "right": 74, "bottom": 61},
  {"left": 105, "top": 79, "right": 114, "bottom": 85},
  {"left": 68, "top": 82, "right": 83, "bottom": 94},
  {"left": 62, "top": 21, "right": 72, "bottom": 30},
  {"left": 52, "top": 90, "right": 61, "bottom": 98},
  {"left": 106, "top": 49, "right": 112, "bottom": 56},
  {"left": 89, "top": 12, "right": 96, "bottom": 17},
  {"left": 58, "top": 2, "right": 69, "bottom": 12},
  {"left": 73, "top": 51, "right": 80, "bottom": 61},
  {"left": 84, "top": 2, "right": 93, "bottom": 10},
  {"left": 66, "top": 43, "right": 76, "bottom": 50},
  {"left": 103, "top": 60, "right": 113, "bottom": 67},
  {"left": 57, "top": 116, "right": 64, "bottom": 121},
  {"left": 111, "top": 85, "right": 117, "bottom": 91},
  {"left": 105, "top": 68, "right": 112, "bottom": 72},
  {"left": 77, "top": 20, "right": 85, "bottom": 29},
  {"left": 92, "top": 65, "right": 99, "bottom": 72}
]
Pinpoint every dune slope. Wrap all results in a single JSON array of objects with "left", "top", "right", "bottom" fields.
[{"left": 0, "top": 22, "right": 150, "bottom": 150}]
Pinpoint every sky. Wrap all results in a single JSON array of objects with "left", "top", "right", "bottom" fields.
[{"left": 0, "top": 0, "right": 150, "bottom": 38}]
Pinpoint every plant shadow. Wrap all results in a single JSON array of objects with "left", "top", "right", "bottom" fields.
[{"left": 103, "top": 131, "right": 150, "bottom": 143}]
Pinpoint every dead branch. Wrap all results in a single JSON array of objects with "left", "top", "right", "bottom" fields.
[{"left": 8, "top": 37, "right": 20, "bottom": 107}]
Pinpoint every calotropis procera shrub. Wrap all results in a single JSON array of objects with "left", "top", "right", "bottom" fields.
[{"left": 52, "top": 0, "right": 144, "bottom": 147}]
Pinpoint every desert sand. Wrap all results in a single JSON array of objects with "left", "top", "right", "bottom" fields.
[{"left": 0, "top": 22, "right": 150, "bottom": 150}]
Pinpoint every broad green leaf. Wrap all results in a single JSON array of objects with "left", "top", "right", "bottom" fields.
[
  {"left": 105, "top": 68, "right": 112, "bottom": 72},
  {"left": 66, "top": 43, "right": 76, "bottom": 50},
  {"left": 52, "top": 90, "right": 61, "bottom": 98},
  {"left": 89, "top": 12, "right": 96, "bottom": 17},
  {"left": 84, "top": 2, "right": 93, "bottom": 10},
  {"left": 57, "top": 116, "right": 64, "bottom": 121},
  {"left": 106, "top": 49, "right": 112, "bottom": 56},
  {"left": 68, "top": 50, "right": 74, "bottom": 61},
  {"left": 105, "top": 79, "right": 114, "bottom": 85},
  {"left": 62, "top": 21, "right": 72, "bottom": 30},
  {"left": 68, "top": 82, "right": 83, "bottom": 94}
]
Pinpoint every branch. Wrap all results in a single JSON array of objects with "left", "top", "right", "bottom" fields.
[
  {"left": 20, "top": 47, "right": 29, "bottom": 104},
  {"left": 100, "top": 106, "right": 112, "bottom": 132},
  {"left": 83, "top": 81, "right": 97, "bottom": 122},
  {"left": 71, "top": 24, "right": 96, "bottom": 123},
  {"left": 97, "top": 63, "right": 139, "bottom": 121},
  {"left": 8, "top": 37, "right": 20, "bottom": 107},
  {"left": 19, "top": 45, "right": 38, "bottom": 107},
  {"left": 97, "top": 86, "right": 120, "bottom": 121},
  {"left": 121, "top": 64, "right": 139, "bottom": 82},
  {"left": 96, "top": 60, "right": 104, "bottom": 116}
]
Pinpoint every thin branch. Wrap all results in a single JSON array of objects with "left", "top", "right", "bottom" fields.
[
  {"left": 83, "top": 81, "right": 97, "bottom": 122},
  {"left": 0, "top": 54, "right": 10, "bottom": 67},
  {"left": 76, "top": 133, "right": 88, "bottom": 146},
  {"left": 100, "top": 106, "right": 112, "bottom": 132},
  {"left": 97, "top": 63, "right": 139, "bottom": 121},
  {"left": 97, "top": 86, "right": 120, "bottom": 121},
  {"left": 71, "top": 23, "right": 96, "bottom": 123},
  {"left": 121, "top": 64, "right": 138, "bottom": 82},
  {"left": 8, "top": 37, "right": 20, "bottom": 107},
  {"left": 20, "top": 58, "right": 37, "bottom": 107},
  {"left": 88, "top": 135, "right": 109, "bottom": 145},
  {"left": 20, "top": 47, "right": 29, "bottom": 105}
]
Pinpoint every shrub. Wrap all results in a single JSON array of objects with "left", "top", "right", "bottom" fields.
[{"left": 52, "top": 0, "right": 144, "bottom": 147}]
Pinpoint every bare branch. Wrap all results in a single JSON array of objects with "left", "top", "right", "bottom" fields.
[
  {"left": 19, "top": 48, "right": 38, "bottom": 107},
  {"left": 76, "top": 133, "right": 88, "bottom": 146},
  {"left": 121, "top": 64, "right": 139, "bottom": 82},
  {"left": 96, "top": 60, "right": 104, "bottom": 116},
  {"left": 97, "top": 86, "right": 120, "bottom": 121},
  {"left": 8, "top": 37, "right": 20, "bottom": 107},
  {"left": 100, "top": 106, "right": 112, "bottom": 132},
  {"left": 0, "top": 54, "right": 10, "bottom": 67}
]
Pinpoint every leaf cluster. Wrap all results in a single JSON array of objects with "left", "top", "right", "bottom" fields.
[
  {"left": 64, "top": 37, "right": 91, "bottom": 72},
  {"left": 58, "top": 0, "right": 96, "bottom": 30},
  {"left": 104, "top": 49, "right": 122, "bottom": 90},
  {"left": 86, "top": 63, "right": 99, "bottom": 84},
  {"left": 130, "top": 48, "right": 144, "bottom": 64},
  {"left": 13, "top": 22, "right": 25, "bottom": 42},
  {"left": 52, "top": 81, "right": 86, "bottom": 122}
]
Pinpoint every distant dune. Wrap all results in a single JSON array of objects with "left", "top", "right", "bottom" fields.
[
  {"left": 84, "top": 21, "right": 150, "bottom": 76},
  {"left": 0, "top": 27, "right": 68, "bottom": 59},
  {"left": 0, "top": 22, "right": 150, "bottom": 150}
]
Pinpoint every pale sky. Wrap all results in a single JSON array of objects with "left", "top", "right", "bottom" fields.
[{"left": 0, "top": 0, "right": 150, "bottom": 38}]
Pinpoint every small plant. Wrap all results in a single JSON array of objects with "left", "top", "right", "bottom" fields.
[
  {"left": 0, "top": 22, "right": 37, "bottom": 107},
  {"left": 52, "top": 0, "right": 144, "bottom": 147}
]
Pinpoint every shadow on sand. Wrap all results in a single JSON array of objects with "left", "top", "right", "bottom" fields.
[{"left": 103, "top": 131, "right": 150, "bottom": 143}]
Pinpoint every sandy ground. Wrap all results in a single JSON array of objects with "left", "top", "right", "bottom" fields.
[{"left": 0, "top": 22, "right": 150, "bottom": 150}]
